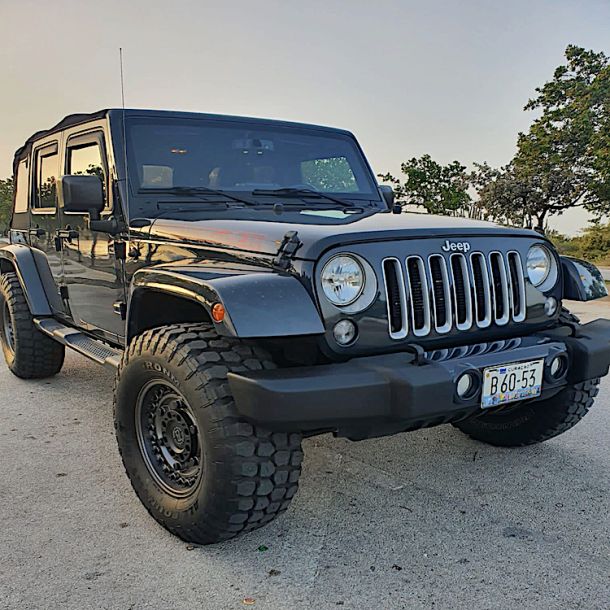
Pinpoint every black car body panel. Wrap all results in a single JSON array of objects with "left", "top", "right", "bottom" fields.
[
  {"left": 129, "top": 263, "right": 325, "bottom": 340},
  {"left": 560, "top": 256, "right": 608, "bottom": 301},
  {"left": 142, "top": 210, "right": 541, "bottom": 260},
  {"left": 228, "top": 319, "right": 610, "bottom": 438},
  {"left": 0, "top": 244, "right": 53, "bottom": 315}
]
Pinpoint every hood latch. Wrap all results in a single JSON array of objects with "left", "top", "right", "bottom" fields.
[{"left": 273, "top": 231, "right": 302, "bottom": 271}]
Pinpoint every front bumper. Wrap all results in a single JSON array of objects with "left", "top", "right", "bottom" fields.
[{"left": 228, "top": 319, "right": 610, "bottom": 439}]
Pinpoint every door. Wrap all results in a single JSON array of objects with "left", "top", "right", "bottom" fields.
[
  {"left": 59, "top": 129, "right": 126, "bottom": 341},
  {"left": 29, "top": 141, "right": 66, "bottom": 315}
]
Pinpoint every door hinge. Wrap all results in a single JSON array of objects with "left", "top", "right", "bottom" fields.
[
  {"left": 273, "top": 231, "right": 302, "bottom": 271},
  {"left": 113, "top": 301, "right": 127, "bottom": 320},
  {"left": 113, "top": 241, "right": 127, "bottom": 260}
]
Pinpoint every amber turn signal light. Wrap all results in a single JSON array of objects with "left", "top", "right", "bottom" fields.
[{"left": 211, "top": 302, "right": 225, "bottom": 322}]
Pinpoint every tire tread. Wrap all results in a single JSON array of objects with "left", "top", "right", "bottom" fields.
[
  {"left": 0, "top": 272, "right": 64, "bottom": 379},
  {"left": 114, "top": 323, "right": 303, "bottom": 544}
]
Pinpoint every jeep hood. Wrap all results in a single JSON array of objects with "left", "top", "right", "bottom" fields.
[{"left": 145, "top": 212, "right": 541, "bottom": 260}]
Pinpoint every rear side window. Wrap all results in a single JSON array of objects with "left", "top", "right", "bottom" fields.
[
  {"left": 34, "top": 145, "right": 59, "bottom": 210},
  {"left": 14, "top": 160, "right": 29, "bottom": 213},
  {"left": 66, "top": 138, "right": 107, "bottom": 203}
]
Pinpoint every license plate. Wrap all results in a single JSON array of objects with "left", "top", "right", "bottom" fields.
[{"left": 481, "top": 359, "right": 544, "bottom": 408}]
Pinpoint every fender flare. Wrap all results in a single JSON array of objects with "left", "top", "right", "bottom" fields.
[
  {"left": 0, "top": 244, "right": 55, "bottom": 315},
  {"left": 129, "top": 267, "right": 325, "bottom": 340},
  {"left": 560, "top": 256, "right": 608, "bottom": 301}
]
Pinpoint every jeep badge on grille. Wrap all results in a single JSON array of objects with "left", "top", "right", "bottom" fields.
[{"left": 441, "top": 240, "right": 471, "bottom": 253}]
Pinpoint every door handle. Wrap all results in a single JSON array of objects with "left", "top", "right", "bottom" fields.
[{"left": 29, "top": 228, "right": 46, "bottom": 238}]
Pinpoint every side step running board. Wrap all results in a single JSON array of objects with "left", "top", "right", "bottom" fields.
[{"left": 34, "top": 318, "right": 122, "bottom": 369}]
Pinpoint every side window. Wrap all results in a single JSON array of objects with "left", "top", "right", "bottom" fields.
[
  {"left": 34, "top": 145, "right": 59, "bottom": 209},
  {"left": 66, "top": 139, "right": 107, "bottom": 203},
  {"left": 300, "top": 156, "right": 358, "bottom": 192},
  {"left": 14, "top": 159, "right": 29, "bottom": 213}
]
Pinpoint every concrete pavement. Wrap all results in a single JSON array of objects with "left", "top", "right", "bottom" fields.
[{"left": 0, "top": 302, "right": 609, "bottom": 609}]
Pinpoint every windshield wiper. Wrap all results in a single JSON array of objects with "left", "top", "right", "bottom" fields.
[
  {"left": 251, "top": 187, "right": 361, "bottom": 209},
  {"left": 140, "top": 186, "right": 256, "bottom": 207}
]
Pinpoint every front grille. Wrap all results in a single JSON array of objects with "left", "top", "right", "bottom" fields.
[{"left": 382, "top": 251, "right": 526, "bottom": 339}]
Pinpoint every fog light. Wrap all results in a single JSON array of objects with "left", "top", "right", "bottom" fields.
[
  {"left": 456, "top": 373, "right": 474, "bottom": 398},
  {"left": 549, "top": 355, "right": 566, "bottom": 379},
  {"left": 333, "top": 319, "right": 357, "bottom": 345},
  {"left": 544, "top": 296, "right": 558, "bottom": 316}
]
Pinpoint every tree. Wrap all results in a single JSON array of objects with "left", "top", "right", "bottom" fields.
[
  {"left": 378, "top": 155, "right": 472, "bottom": 216},
  {"left": 379, "top": 46, "right": 609, "bottom": 231},
  {"left": 468, "top": 162, "right": 518, "bottom": 224},
  {"left": 513, "top": 45, "right": 610, "bottom": 228},
  {"left": 0, "top": 177, "right": 13, "bottom": 235},
  {"left": 474, "top": 162, "right": 548, "bottom": 229}
]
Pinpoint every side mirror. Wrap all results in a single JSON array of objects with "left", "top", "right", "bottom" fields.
[
  {"left": 378, "top": 184, "right": 402, "bottom": 214},
  {"left": 61, "top": 175, "right": 105, "bottom": 219},
  {"left": 379, "top": 184, "right": 395, "bottom": 208}
]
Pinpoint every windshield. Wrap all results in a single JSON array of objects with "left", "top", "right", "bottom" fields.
[{"left": 126, "top": 117, "right": 379, "bottom": 201}]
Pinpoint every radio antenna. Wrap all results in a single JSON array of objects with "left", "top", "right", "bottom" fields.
[{"left": 119, "top": 47, "right": 130, "bottom": 219}]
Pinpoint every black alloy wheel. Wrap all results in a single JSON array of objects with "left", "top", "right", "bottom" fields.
[{"left": 135, "top": 380, "right": 203, "bottom": 497}]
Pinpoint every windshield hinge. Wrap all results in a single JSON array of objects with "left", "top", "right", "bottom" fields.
[
  {"left": 273, "top": 231, "right": 302, "bottom": 271},
  {"left": 113, "top": 240, "right": 127, "bottom": 260}
]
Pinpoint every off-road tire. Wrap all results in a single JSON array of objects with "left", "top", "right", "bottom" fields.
[
  {"left": 453, "top": 379, "right": 599, "bottom": 447},
  {"left": 0, "top": 272, "right": 64, "bottom": 379},
  {"left": 114, "top": 324, "right": 303, "bottom": 544},
  {"left": 453, "top": 308, "right": 598, "bottom": 447}
]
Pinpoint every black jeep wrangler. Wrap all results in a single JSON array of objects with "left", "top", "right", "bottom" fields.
[{"left": 2, "top": 109, "right": 609, "bottom": 544}]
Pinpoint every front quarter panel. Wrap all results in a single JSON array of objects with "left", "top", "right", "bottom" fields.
[{"left": 129, "top": 265, "right": 324, "bottom": 339}]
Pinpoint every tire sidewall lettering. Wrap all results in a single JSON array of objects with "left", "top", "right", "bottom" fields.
[{"left": 142, "top": 360, "right": 179, "bottom": 385}]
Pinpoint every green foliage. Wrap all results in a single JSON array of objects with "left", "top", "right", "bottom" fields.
[
  {"left": 0, "top": 177, "right": 13, "bottom": 234},
  {"left": 513, "top": 45, "right": 610, "bottom": 226},
  {"left": 548, "top": 223, "right": 610, "bottom": 265},
  {"left": 378, "top": 155, "right": 471, "bottom": 215},
  {"left": 301, "top": 157, "right": 358, "bottom": 192},
  {"left": 474, "top": 163, "right": 549, "bottom": 228},
  {"left": 379, "top": 45, "right": 609, "bottom": 233}
]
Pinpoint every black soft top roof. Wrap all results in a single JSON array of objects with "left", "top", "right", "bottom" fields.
[
  {"left": 12, "top": 108, "right": 353, "bottom": 173},
  {"left": 13, "top": 109, "right": 110, "bottom": 172}
]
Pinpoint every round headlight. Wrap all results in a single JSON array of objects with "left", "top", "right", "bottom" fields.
[
  {"left": 526, "top": 245, "right": 552, "bottom": 287},
  {"left": 321, "top": 255, "right": 365, "bottom": 306}
]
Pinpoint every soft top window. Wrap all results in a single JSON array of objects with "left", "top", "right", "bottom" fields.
[
  {"left": 66, "top": 139, "right": 107, "bottom": 203},
  {"left": 34, "top": 144, "right": 59, "bottom": 210},
  {"left": 14, "top": 160, "right": 29, "bottom": 214}
]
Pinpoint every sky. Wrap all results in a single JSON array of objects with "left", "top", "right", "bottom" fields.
[{"left": 1, "top": 0, "right": 608, "bottom": 234}]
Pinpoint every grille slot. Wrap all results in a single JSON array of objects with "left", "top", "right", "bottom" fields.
[
  {"left": 450, "top": 254, "right": 473, "bottom": 330},
  {"left": 429, "top": 255, "right": 452, "bottom": 333},
  {"left": 489, "top": 252, "right": 510, "bottom": 325},
  {"left": 382, "top": 258, "right": 408, "bottom": 339},
  {"left": 381, "top": 249, "right": 525, "bottom": 339},
  {"left": 405, "top": 256, "right": 431, "bottom": 336},
  {"left": 507, "top": 251, "right": 526, "bottom": 322},
  {"left": 470, "top": 253, "right": 492, "bottom": 328}
]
